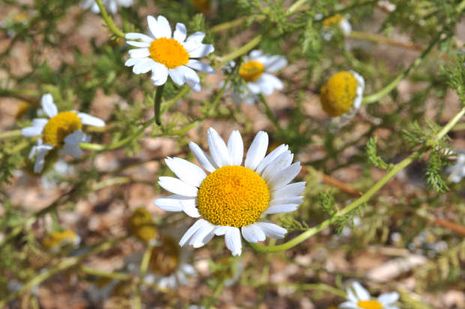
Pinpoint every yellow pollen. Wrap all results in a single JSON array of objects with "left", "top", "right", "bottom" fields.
[
  {"left": 357, "top": 300, "right": 383, "bottom": 309},
  {"left": 320, "top": 71, "right": 358, "bottom": 117},
  {"left": 197, "top": 166, "right": 270, "bottom": 227},
  {"left": 149, "top": 236, "right": 181, "bottom": 276},
  {"left": 239, "top": 60, "right": 265, "bottom": 82},
  {"left": 43, "top": 111, "right": 82, "bottom": 147},
  {"left": 149, "top": 38, "right": 189, "bottom": 69},
  {"left": 322, "top": 14, "right": 344, "bottom": 27}
]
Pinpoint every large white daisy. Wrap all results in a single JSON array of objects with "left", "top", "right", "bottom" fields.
[
  {"left": 231, "top": 50, "right": 287, "bottom": 104},
  {"left": 339, "top": 281, "right": 399, "bottom": 309},
  {"left": 22, "top": 93, "right": 105, "bottom": 173},
  {"left": 81, "top": 0, "right": 133, "bottom": 14},
  {"left": 125, "top": 15, "right": 215, "bottom": 91},
  {"left": 154, "top": 127, "right": 305, "bottom": 256}
]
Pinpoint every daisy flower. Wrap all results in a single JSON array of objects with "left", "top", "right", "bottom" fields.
[
  {"left": 21, "top": 93, "right": 105, "bottom": 173},
  {"left": 320, "top": 70, "right": 365, "bottom": 117},
  {"left": 230, "top": 50, "right": 287, "bottom": 104},
  {"left": 339, "top": 281, "right": 399, "bottom": 309},
  {"left": 42, "top": 229, "right": 81, "bottom": 253},
  {"left": 144, "top": 235, "right": 196, "bottom": 289},
  {"left": 447, "top": 152, "right": 465, "bottom": 183},
  {"left": 154, "top": 127, "right": 305, "bottom": 256},
  {"left": 125, "top": 15, "right": 215, "bottom": 91},
  {"left": 321, "top": 14, "right": 352, "bottom": 41},
  {"left": 81, "top": 0, "right": 133, "bottom": 14},
  {"left": 128, "top": 207, "right": 158, "bottom": 244}
]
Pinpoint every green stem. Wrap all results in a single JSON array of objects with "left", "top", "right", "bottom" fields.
[
  {"left": 0, "top": 130, "right": 21, "bottom": 140},
  {"left": 362, "top": 32, "right": 444, "bottom": 105},
  {"left": 95, "top": 0, "right": 125, "bottom": 38},
  {"left": 217, "top": 35, "right": 262, "bottom": 66},
  {"left": 154, "top": 85, "right": 165, "bottom": 126},
  {"left": 251, "top": 107, "right": 465, "bottom": 253},
  {"left": 258, "top": 94, "right": 281, "bottom": 131},
  {"left": 80, "top": 266, "right": 133, "bottom": 281}
]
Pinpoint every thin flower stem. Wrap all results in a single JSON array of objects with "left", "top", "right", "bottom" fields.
[
  {"left": 0, "top": 129, "right": 21, "bottom": 140},
  {"left": 362, "top": 31, "right": 445, "bottom": 105},
  {"left": 251, "top": 107, "right": 465, "bottom": 253},
  {"left": 80, "top": 266, "right": 133, "bottom": 281},
  {"left": 258, "top": 94, "right": 281, "bottom": 132},
  {"left": 95, "top": 0, "right": 125, "bottom": 38},
  {"left": 348, "top": 31, "right": 423, "bottom": 51},
  {"left": 217, "top": 35, "right": 262, "bottom": 66},
  {"left": 154, "top": 84, "right": 165, "bottom": 126}
]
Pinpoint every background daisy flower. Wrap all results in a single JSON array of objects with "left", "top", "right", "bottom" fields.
[
  {"left": 42, "top": 229, "right": 81, "bottom": 253},
  {"left": 320, "top": 70, "right": 365, "bottom": 117},
  {"left": 125, "top": 15, "right": 215, "bottom": 91},
  {"left": 231, "top": 50, "right": 287, "bottom": 104},
  {"left": 321, "top": 14, "right": 352, "bottom": 41},
  {"left": 21, "top": 93, "right": 105, "bottom": 173},
  {"left": 155, "top": 127, "right": 305, "bottom": 256},
  {"left": 339, "top": 281, "right": 399, "bottom": 309},
  {"left": 81, "top": 0, "right": 133, "bottom": 14}
]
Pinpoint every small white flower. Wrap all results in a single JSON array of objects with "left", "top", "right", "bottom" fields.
[
  {"left": 154, "top": 128, "right": 305, "bottom": 256},
  {"left": 125, "top": 15, "right": 215, "bottom": 91},
  {"left": 321, "top": 14, "right": 352, "bottom": 41},
  {"left": 339, "top": 281, "right": 399, "bottom": 309},
  {"left": 230, "top": 50, "right": 287, "bottom": 104},
  {"left": 447, "top": 152, "right": 465, "bottom": 183},
  {"left": 81, "top": 0, "right": 133, "bottom": 14},
  {"left": 22, "top": 93, "right": 105, "bottom": 173}
]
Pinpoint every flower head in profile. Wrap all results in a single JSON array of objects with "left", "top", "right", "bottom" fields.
[
  {"left": 81, "top": 0, "right": 133, "bottom": 14},
  {"left": 22, "top": 93, "right": 105, "bottom": 173},
  {"left": 321, "top": 14, "right": 352, "bottom": 41},
  {"left": 155, "top": 128, "right": 305, "bottom": 256},
  {"left": 42, "top": 229, "right": 81, "bottom": 253},
  {"left": 447, "top": 152, "right": 465, "bottom": 183},
  {"left": 320, "top": 70, "right": 365, "bottom": 117},
  {"left": 128, "top": 207, "right": 158, "bottom": 244},
  {"left": 125, "top": 15, "right": 215, "bottom": 91},
  {"left": 144, "top": 235, "right": 196, "bottom": 289},
  {"left": 230, "top": 50, "right": 287, "bottom": 104},
  {"left": 339, "top": 282, "right": 399, "bottom": 309}
]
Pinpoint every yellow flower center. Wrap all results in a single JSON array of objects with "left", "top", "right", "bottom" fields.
[
  {"left": 322, "top": 14, "right": 344, "bottom": 27},
  {"left": 357, "top": 300, "right": 383, "bottom": 309},
  {"left": 42, "top": 230, "right": 79, "bottom": 250},
  {"left": 197, "top": 166, "right": 270, "bottom": 227},
  {"left": 149, "top": 236, "right": 181, "bottom": 276},
  {"left": 320, "top": 71, "right": 358, "bottom": 117},
  {"left": 149, "top": 38, "right": 189, "bottom": 69},
  {"left": 43, "top": 111, "right": 82, "bottom": 147},
  {"left": 128, "top": 207, "right": 157, "bottom": 243},
  {"left": 239, "top": 60, "right": 265, "bottom": 82}
]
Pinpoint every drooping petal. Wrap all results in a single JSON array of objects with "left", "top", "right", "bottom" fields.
[
  {"left": 207, "top": 127, "right": 231, "bottom": 167},
  {"left": 244, "top": 131, "right": 268, "bottom": 170},
  {"left": 255, "top": 222, "right": 287, "bottom": 239},
  {"left": 169, "top": 67, "right": 186, "bottom": 86},
  {"left": 224, "top": 227, "right": 242, "bottom": 256},
  {"left": 180, "top": 66, "right": 201, "bottom": 91},
  {"left": 41, "top": 93, "right": 58, "bottom": 118},
  {"left": 186, "top": 60, "right": 215, "bottom": 73},
  {"left": 227, "top": 130, "right": 244, "bottom": 165},
  {"left": 132, "top": 58, "right": 154, "bottom": 74},
  {"left": 61, "top": 131, "right": 87, "bottom": 158},
  {"left": 32, "top": 145, "right": 53, "bottom": 173},
  {"left": 189, "top": 142, "right": 216, "bottom": 172},
  {"left": 158, "top": 176, "right": 198, "bottom": 197},
  {"left": 78, "top": 113, "right": 105, "bottom": 127},
  {"left": 241, "top": 224, "right": 266, "bottom": 243},
  {"left": 179, "top": 219, "right": 208, "bottom": 246},
  {"left": 151, "top": 62, "right": 169, "bottom": 86},
  {"left": 190, "top": 221, "right": 215, "bottom": 248},
  {"left": 164, "top": 157, "right": 206, "bottom": 187}
]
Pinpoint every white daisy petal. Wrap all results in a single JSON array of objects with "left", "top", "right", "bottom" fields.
[
  {"left": 22, "top": 125, "right": 44, "bottom": 137},
  {"left": 260, "top": 74, "right": 284, "bottom": 94},
  {"left": 255, "top": 222, "right": 287, "bottom": 239},
  {"left": 169, "top": 67, "right": 187, "bottom": 86},
  {"left": 270, "top": 196, "right": 303, "bottom": 206},
  {"left": 41, "top": 93, "right": 58, "bottom": 118},
  {"left": 264, "top": 56, "right": 287, "bottom": 72},
  {"left": 378, "top": 292, "right": 399, "bottom": 304},
  {"left": 165, "top": 157, "right": 207, "bottom": 187},
  {"left": 227, "top": 130, "right": 244, "bottom": 165},
  {"left": 32, "top": 144, "right": 53, "bottom": 173},
  {"left": 189, "top": 142, "right": 216, "bottom": 172},
  {"left": 151, "top": 62, "right": 169, "bottom": 86},
  {"left": 249, "top": 50, "right": 263, "bottom": 59},
  {"left": 180, "top": 66, "right": 201, "bottom": 91},
  {"left": 185, "top": 32, "right": 205, "bottom": 44},
  {"left": 244, "top": 131, "right": 268, "bottom": 170},
  {"left": 61, "top": 131, "right": 86, "bottom": 158},
  {"left": 338, "top": 302, "right": 359, "bottom": 309},
  {"left": 273, "top": 182, "right": 306, "bottom": 198},
  {"left": 186, "top": 60, "right": 215, "bottom": 73},
  {"left": 126, "top": 40, "right": 151, "bottom": 48},
  {"left": 256, "top": 144, "right": 290, "bottom": 174},
  {"left": 190, "top": 221, "right": 215, "bottom": 248},
  {"left": 207, "top": 127, "right": 231, "bottom": 167},
  {"left": 264, "top": 203, "right": 299, "bottom": 215},
  {"left": 352, "top": 282, "right": 371, "bottom": 301},
  {"left": 125, "top": 32, "right": 153, "bottom": 42},
  {"left": 267, "top": 161, "right": 301, "bottom": 190},
  {"left": 128, "top": 48, "right": 150, "bottom": 58},
  {"left": 241, "top": 224, "right": 266, "bottom": 243},
  {"left": 179, "top": 219, "right": 207, "bottom": 247},
  {"left": 158, "top": 176, "right": 198, "bottom": 197},
  {"left": 188, "top": 44, "right": 215, "bottom": 58},
  {"left": 154, "top": 197, "right": 183, "bottom": 212},
  {"left": 156, "top": 15, "right": 172, "bottom": 38},
  {"left": 132, "top": 58, "right": 154, "bottom": 74},
  {"left": 155, "top": 196, "right": 200, "bottom": 217},
  {"left": 224, "top": 227, "right": 242, "bottom": 256},
  {"left": 147, "top": 16, "right": 160, "bottom": 38},
  {"left": 32, "top": 118, "right": 48, "bottom": 129},
  {"left": 78, "top": 113, "right": 105, "bottom": 127},
  {"left": 173, "top": 22, "right": 187, "bottom": 42},
  {"left": 125, "top": 58, "right": 138, "bottom": 67}
]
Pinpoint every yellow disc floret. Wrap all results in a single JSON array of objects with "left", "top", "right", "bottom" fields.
[
  {"left": 149, "top": 235, "right": 181, "bottom": 276},
  {"left": 42, "top": 229, "right": 79, "bottom": 250},
  {"left": 357, "top": 300, "right": 383, "bottom": 309},
  {"left": 197, "top": 166, "right": 270, "bottom": 227},
  {"left": 128, "top": 207, "right": 157, "bottom": 243},
  {"left": 322, "top": 14, "right": 344, "bottom": 27},
  {"left": 149, "top": 38, "right": 189, "bottom": 69},
  {"left": 43, "top": 111, "right": 82, "bottom": 147},
  {"left": 320, "top": 71, "right": 358, "bottom": 117},
  {"left": 239, "top": 60, "right": 265, "bottom": 82}
]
